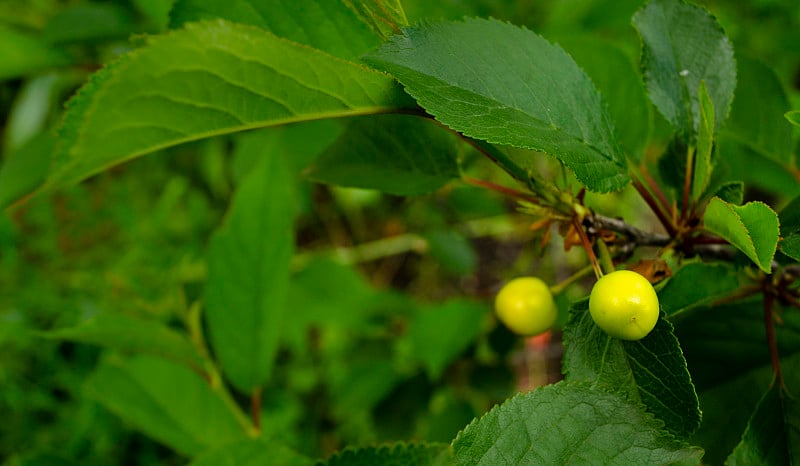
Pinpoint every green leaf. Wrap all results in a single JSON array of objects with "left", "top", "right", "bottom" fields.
[
  {"left": 726, "top": 384, "right": 789, "bottom": 466},
  {"left": 85, "top": 356, "right": 245, "bottom": 456},
  {"left": 205, "top": 152, "right": 294, "bottom": 393},
  {"left": 342, "top": 0, "right": 409, "bottom": 39},
  {"left": 451, "top": 381, "right": 703, "bottom": 465},
  {"left": 713, "top": 181, "right": 744, "bottom": 205},
  {"left": 633, "top": 0, "right": 736, "bottom": 137},
  {"left": 562, "top": 299, "right": 701, "bottom": 439},
  {"left": 42, "top": 4, "right": 135, "bottom": 44},
  {"left": 717, "top": 137, "right": 800, "bottom": 199},
  {"left": 424, "top": 230, "right": 477, "bottom": 276},
  {"left": 672, "top": 297, "right": 800, "bottom": 390},
  {"left": 304, "top": 115, "right": 460, "bottom": 195},
  {"left": 41, "top": 312, "right": 205, "bottom": 372},
  {"left": 779, "top": 195, "right": 800, "bottom": 235},
  {"left": 48, "top": 20, "right": 414, "bottom": 189},
  {"left": 704, "top": 197, "right": 780, "bottom": 273},
  {"left": 407, "top": 300, "right": 486, "bottom": 380},
  {"left": 785, "top": 110, "right": 800, "bottom": 127},
  {"left": 659, "top": 263, "right": 740, "bottom": 316},
  {"left": 0, "top": 24, "right": 72, "bottom": 80},
  {"left": 365, "top": 18, "right": 629, "bottom": 193},
  {"left": 722, "top": 57, "right": 793, "bottom": 165},
  {"left": 781, "top": 234, "right": 800, "bottom": 262},
  {"left": 0, "top": 133, "right": 54, "bottom": 210},
  {"left": 556, "top": 36, "right": 652, "bottom": 160},
  {"left": 169, "top": 0, "right": 379, "bottom": 60},
  {"left": 190, "top": 438, "right": 312, "bottom": 466},
  {"left": 693, "top": 81, "right": 714, "bottom": 200},
  {"left": 322, "top": 442, "right": 451, "bottom": 466}
]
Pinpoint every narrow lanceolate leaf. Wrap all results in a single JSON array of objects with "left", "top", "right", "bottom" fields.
[
  {"left": 342, "top": 0, "right": 409, "bottom": 39},
  {"left": 304, "top": 115, "right": 460, "bottom": 195},
  {"left": 41, "top": 312, "right": 205, "bottom": 372},
  {"left": 452, "top": 381, "right": 703, "bottom": 465},
  {"left": 365, "top": 18, "right": 629, "bottom": 193},
  {"left": 563, "top": 299, "right": 701, "bottom": 439},
  {"left": 704, "top": 197, "right": 780, "bottom": 273},
  {"left": 169, "top": 0, "right": 379, "bottom": 60},
  {"left": 726, "top": 384, "right": 789, "bottom": 466},
  {"left": 693, "top": 81, "right": 714, "bottom": 200},
  {"left": 85, "top": 356, "right": 245, "bottom": 456},
  {"left": 205, "top": 152, "right": 294, "bottom": 393},
  {"left": 191, "top": 438, "right": 313, "bottom": 466},
  {"left": 323, "top": 442, "right": 452, "bottom": 466},
  {"left": 633, "top": 0, "right": 736, "bottom": 137},
  {"left": 49, "top": 20, "right": 414, "bottom": 189}
]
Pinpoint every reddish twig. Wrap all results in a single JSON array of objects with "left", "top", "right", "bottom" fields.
[
  {"left": 573, "top": 216, "right": 602, "bottom": 279},
  {"left": 632, "top": 178, "right": 678, "bottom": 237},
  {"left": 463, "top": 176, "right": 540, "bottom": 204},
  {"left": 251, "top": 387, "right": 262, "bottom": 431},
  {"left": 763, "top": 290, "right": 784, "bottom": 387}
]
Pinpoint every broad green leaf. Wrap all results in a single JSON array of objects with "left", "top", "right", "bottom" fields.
[
  {"left": 563, "top": 299, "right": 701, "bottom": 438},
  {"left": 781, "top": 234, "right": 800, "bottom": 262},
  {"left": 693, "top": 81, "right": 714, "bottom": 200},
  {"left": 85, "top": 356, "right": 245, "bottom": 456},
  {"left": 786, "top": 110, "right": 800, "bottom": 127},
  {"left": 452, "top": 381, "right": 703, "bottom": 465},
  {"left": 726, "top": 384, "right": 789, "bottom": 466},
  {"left": 556, "top": 36, "right": 652, "bottom": 160},
  {"left": 205, "top": 152, "right": 294, "bottom": 393},
  {"left": 191, "top": 438, "right": 312, "bottom": 466},
  {"left": 407, "top": 300, "right": 486, "bottom": 379},
  {"left": 779, "top": 196, "right": 800, "bottom": 234},
  {"left": 704, "top": 197, "right": 780, "bottom": 273},
  {"left": 633, "top": 0, "right": 736, "bottom": 137},
  {"left": 48, "top": 20, "right": 414, "bottom": 189},
  {"left": 722, "top": 57, "right": 793, "bottom": 165},
  {"left": 672, "top": 297, "right": 800, "bottom": 390},
  {"left": 169, "top": 0, "right": 379, "bottom": 60},
  {"left": 0, "top": 133, "right": 54, "bottom": 210},
  {"left": 304, "top": 115, "right": 460, "bottom": 195},
  {"left": 659, "top": 263, "right": 740, "bottom": 316},
  {"left": 365, "top": 18, "right": 630, "bottom": 193},
  {"left": 329, "top": 358, "right": 399, "bottom": 415},
  {"left": 42, "top": 4, "right": 135, "bottom": 44},
  {"left": 342, "top": 0, "right": 409, "bottom": 39},
  {"left": 0, "top": 24, "right": 71, "bottom": 80},
  {"left": 323, "top": 442, "right": 451, "bottom": 466},
  {"left": 717, "top": 137, "right": 800, "bottom": 199},
  {"left": 713, "top": 181, "right": 744, "bottom": 205},
  {"left": 41, "top": 312, "right": 205, "bottom": 372}
]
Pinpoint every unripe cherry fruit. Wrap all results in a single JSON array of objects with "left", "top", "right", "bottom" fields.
[
  {"left": 494, "top": 277, "right": 557, "bottom": 336},
  {"left": 588, "top": 270, "right": 659, "bottom": 341}
]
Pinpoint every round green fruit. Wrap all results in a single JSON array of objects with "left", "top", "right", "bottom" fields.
[
  {"left": 588, "top": 270, "right": 659, "bottom": 341},
  {"left": 495, "top": 277, "right": 557, "bottom": 336}
]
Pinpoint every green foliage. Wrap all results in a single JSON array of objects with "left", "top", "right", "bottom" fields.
[
  {"left": 366, "top": 17, "right": 630, "bottom": 193},
  {"left": 704, "top": 198, "right": 780, "bottom": 273},
  {"left": 205, "top": 152, "right": 294, "bottom": 393},
  {"left": 633, "top": 0, "right": 736, "bottom": 138},
  {"left": 563, "top": 299, "right": 700, "bottom": 438},
  {"left": 3, "top": 0, "right": 800, "bottom": 464},
  {"left": 451, "top": 381, "right": 703, "bottom": 465},
  {"left": 49, "top": 20, "right": 414, "bottom": 188}
]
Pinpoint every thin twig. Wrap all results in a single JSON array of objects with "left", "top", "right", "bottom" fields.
[
  {"left": 592, "top": 214, "right": 671, "bottom": 247},
  {"left": 573, "top": 216, "right": 602, "bottom": 279},
  {"left": 251, "top": 387, "right": 262, "bottom": 432},
  {"left": 763, "top": 290, "right": 784, "bottom": 387},
  {"left": 632, "top": 178, "right": 678, "bottom": 236}
]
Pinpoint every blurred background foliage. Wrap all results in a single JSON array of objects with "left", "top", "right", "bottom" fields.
[{"left": 1, "top": 0, "right": 798, "bottom": 464}]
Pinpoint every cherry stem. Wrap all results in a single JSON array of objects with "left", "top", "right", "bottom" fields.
[
  {"left": 632, "top": 177, "right": 678, "bottom": 237},
  {"left": 596, "top": 239, "right": 616, "bottom": 275},
  {"left": 681, "top": 147, "right": 695, "bottom": 222},
  {"left": 462, "top": 176, "right": 540, "bottom": 204},
  {"left": 251, "top": 387, "right": 262, "bottom": 432},
  {"left": 763, "top": 289, "right": 784, "bottom": 388},
  {"left": 573, "top": 216, "right": 603, "bottom": 279},
  {"left": 550, "top": 264, "right": 595, "bottom": 295}
]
